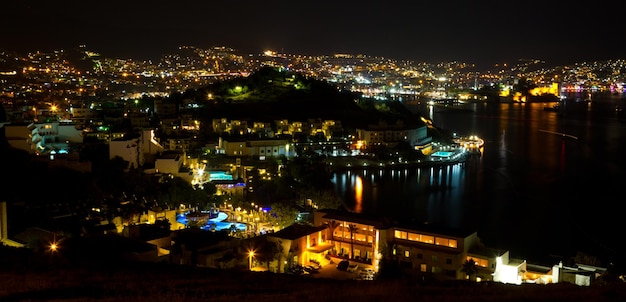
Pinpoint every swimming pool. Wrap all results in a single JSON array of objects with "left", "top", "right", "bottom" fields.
[
  {"left": 177, "top": 211, "right": 247, "bottom": 231},
  {"left": 431, "top": 151, "right": 454, "bottom": 157}
]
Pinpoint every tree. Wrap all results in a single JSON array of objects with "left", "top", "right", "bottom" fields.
[
  {"left": 253, "top": 239, "right": 276, "bottom": 272},
  {"left": 512, "top": 78, "right": 536, "bottom": 98},
  {"left": 324, "top": 220, "right": 340, "bottom": 253},
  {"left": 301, "top": 188, "right": 341, "bottom": 211},
  {"left": 154, "top": 218, "right": 171, "bottom": 230},
  {"left": 348, "top": 224, "right": 358, "bottom": 259},
  {"left": 325, "top": 220, "right": 340, "bottom": 241},
  {"left": 268, "top": 202, "right": 298, "bottom": 229},
  {"left": 377, "top": 242, "right": 401, "bottom": 279},
  {"left": 273, "top": 239, "right": 284, "bottom": 273},
  {"left": 462, "top": 258, "right": 477, "bottom": 281}
]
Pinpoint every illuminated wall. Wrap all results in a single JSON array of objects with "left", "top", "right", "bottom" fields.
[{"left": 529, "top": 83, "right": 559, "bottom": 97}]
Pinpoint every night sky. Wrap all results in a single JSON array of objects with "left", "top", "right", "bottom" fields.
[{"left": 1, "top": 1, "right": 623, "bottom": 68}]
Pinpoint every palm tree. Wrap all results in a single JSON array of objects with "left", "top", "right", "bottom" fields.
[
  {"left": 325, "top": 220, "right": 340, "bottom": 253},
  {"left": 273, "top": 239, "right": 284, "bottom": 273},
  {"left": 461, "top": 258, "right": 477, "bottom": 281},
  {"left": 348, "top": 224, "right": 358, "bottom": 259}
]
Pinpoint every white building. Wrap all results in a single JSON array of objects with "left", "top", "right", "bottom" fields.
[
  {"left": 219, "top": 138, "right": 295, "bottom": 158},
  {"left": 356, "top": 120, "right": 431, "bottom": 152},
  {"left": 3, "top": 121, "right": 83, "bottom": 155},
  {"left": 109, "top": 129, "right": 164, "bottom": 169}
]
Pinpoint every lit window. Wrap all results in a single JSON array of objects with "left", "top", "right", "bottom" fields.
[
  {"left": 467, "top": 256, "right": 488, "bottom": 267},
  {"left": 394, "top": 230, "right": 408, "bottom": 239},
  {"left": 404, "top": 250, "right": 410, "bottom": 257}
]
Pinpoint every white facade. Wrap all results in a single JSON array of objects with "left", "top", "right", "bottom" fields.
[
  {"left": 3, "top": 122, "right": 83, "bottom": 154},
  {"left": 155, "top": 153, "right": 182, "bottom": 175},
  {"left": 220, "top": 138, "right": 295, "bottom": 158},
  {"left": 109, "top": 129, "right": 164, "bottom": 169},
  {"left": 357, "top": 124, "right": 431, "bottom": 149},
  {"left": 493, "top": 253, "right": 525, "bottom": 285}
]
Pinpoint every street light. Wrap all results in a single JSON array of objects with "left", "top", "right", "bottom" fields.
[
  {"left": 248, "top": 250, "right": 255, "bottom": 271},
  {"left": 49, "top": 233, "right": 58, "bottom": 252}
]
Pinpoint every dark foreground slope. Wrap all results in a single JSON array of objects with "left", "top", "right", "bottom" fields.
[{"left": 1, "top": 253, "right": 625, "bottom": 302}]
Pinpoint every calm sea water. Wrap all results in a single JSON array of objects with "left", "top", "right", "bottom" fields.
[{"left": 332, "top": 92, "right": 626, "bottom": 263}]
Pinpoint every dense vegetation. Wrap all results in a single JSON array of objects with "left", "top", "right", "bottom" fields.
[{"left": 170, "top": 66, "right": 426, "bottom": 131}]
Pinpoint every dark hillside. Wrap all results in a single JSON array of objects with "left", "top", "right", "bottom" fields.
[{"left": 193, "top": 67, "right": 423, "bottom": 129}]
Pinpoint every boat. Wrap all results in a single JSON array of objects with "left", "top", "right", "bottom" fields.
[{"left": 543, "top": 104, "right": 560, "bottom": 112}]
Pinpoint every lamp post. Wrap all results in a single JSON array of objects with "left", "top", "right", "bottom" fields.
[{"left": 248, "top": 250, "right": 255, "bottom": 271}]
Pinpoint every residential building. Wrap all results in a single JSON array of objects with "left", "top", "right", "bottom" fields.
[
  {"left": 3, "top": 121, "right": 83, "bottom": 155},
  {"left": 356, "top": 120, "right": 432, "bottom": 152},
  {"left": 154, "top": 98, "right": 178, "bottom": 117},
  {"left": 551, "top": 261, "right": 606, "bottom": 286},
  {"left": 314, "top": 209, "right": 384, "bottom": 269},
  {"left": 266, "top": 223, "right": 331, "bottom": 273},
  {"left": 109, "top": 129, "right": 165, "bottom": 169},
  {"left": 68, "top": 106, "right": 92, "bottom": 125},
  {"left": 122, "top": 224, "right": 172, "bottom": 259},
  {"left": 493, "top": 257, "right": 608, "bottom": 286},
  {"left": 170, "top": 229, "right": 237, "bottom": 267},
  {"left": 127, "top": 112, "right": 151, "bottom": 130},
  {"left": 314, "top": 208, "right": 506, "bottom": 281},
  {"left": 218, "top": 138, "right": 295, "bottom": 158},
  {"left": 154, "top": 152, "right": 183, "bottom": 175},
  {"left": 383, "top": 222, "right": 507, "bottom": 281}
]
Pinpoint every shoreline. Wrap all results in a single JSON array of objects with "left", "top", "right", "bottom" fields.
[{"left": 325, "top": 151, "right": 480, "bottom": 172}]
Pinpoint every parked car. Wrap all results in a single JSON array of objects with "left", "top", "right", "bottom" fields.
[
  {"left": 288, "top": 265, "right": 307, "bottom": 275},
  {"left": 336, "top": 259, "right": 349, "bottom": 271},
  {"left": 303, "top": 265, "right": 319, "bottom": 273},
  {"left": 347, "top": 263, "right": 359, "bottom": 272},
  {"left": 357, "top": 269, "right": 375, "bottom": 280},
  {"left": 306, "top": 262, "right": 322, "bottom": 270}
]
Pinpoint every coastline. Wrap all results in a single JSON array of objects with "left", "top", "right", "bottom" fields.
[{"left": 324, "top": 151, "right": 479, "bottom": 172}]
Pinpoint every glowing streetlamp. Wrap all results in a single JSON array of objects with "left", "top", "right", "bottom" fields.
[
  {"left": 248, "top": 250, "right": 255, "bottom": 271},
  {"left": 49, "top": 233, "right": 58, "bottom": 252}
]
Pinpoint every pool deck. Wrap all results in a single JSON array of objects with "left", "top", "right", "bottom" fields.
[{"left": 177, "top": 211, "right": 248, "bottom": 232}]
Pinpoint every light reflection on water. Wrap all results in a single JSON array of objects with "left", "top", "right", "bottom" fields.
[
  {"left": 354, "top": 175, "right": 363, "bottom": 213},
  {"left": 332, "top": 162, "right": 468, "bottom": 229},
  {"left": 331, "top": 94, "right": 626, "bottom": 260}
]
